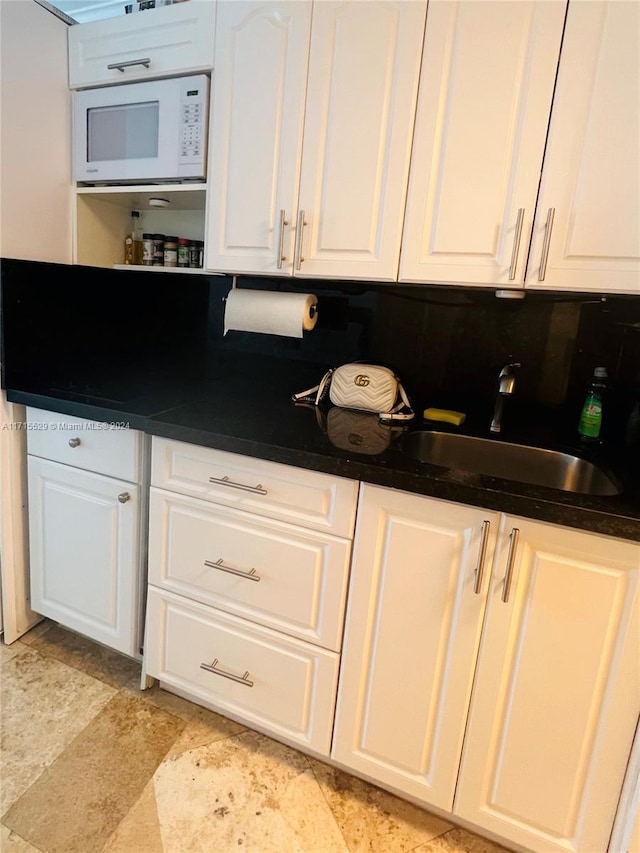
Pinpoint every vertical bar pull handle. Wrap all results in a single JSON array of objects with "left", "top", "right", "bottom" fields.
[
  {"left": 537, "top": 208, "right": 555, "bottom": 281},
  {"left": 276, "top": 209, "right": 288, "bottom": 270},
  {"left": 508, "top": 208, "right": 525, "bottom": 280},
  {"left": 473, "top": 520, "right": 491, "bottom": 594},
  {"left": 502, "top": 527, "right": 520, "bottom": 603},
  {"left": 294, "top": 210, "right": 306, "bottom": 270}
]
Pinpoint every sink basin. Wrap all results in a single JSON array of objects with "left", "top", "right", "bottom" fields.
[{"left": 402, "top": 431, "right": 622, "bottom": 496}]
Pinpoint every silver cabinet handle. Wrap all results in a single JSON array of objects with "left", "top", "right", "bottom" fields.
[
  {"left": 294, "top": 210, "right": 306, "bottom": 270},
  {"left": 209, "top": 475, "right": 267, "bottom": 495},
  {"left": 537, "top": 208, "right": 555, "bottom": 281},
  {"left": 277, "top": 209, "right": 288, "bottom": 270},
  {"left": 204, "top": 558, "right": 260, "bottom": 583},
  {"left": 107, "top": 58, "right": 151, "bottom": 72},
  {"left": 502, "top": 527, "right": 520, "bottom": 603},
  {"left": 200, "top": 658, "right": 254, "bottom": 687},
  {"left": 473, "top": 520, "right": 491, "bottom": 595},
  {"left": 68, "top": 437, "right": 81, "bottom": 448},
  {"left": 508, "top": 208, "right": 525, "bottom": 281},
  {"left": 118, "top": 492, "right": 131, "bottom": 504}
]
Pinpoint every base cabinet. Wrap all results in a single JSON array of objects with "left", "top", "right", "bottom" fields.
[
  {"left": 333, "top": 484, "right": 640, "bottom": 853},
  {"left": 332, "top": 484, "right": 499, "bottom": 809},
  {"left": 454, "top": 515, "right": 640, "bottom": 853},
  {"left": 144, "top": 438, "right": 358, "bottom": 755},
  {"left": 26, "top": 408, "right": 147, "bottom": 657}
]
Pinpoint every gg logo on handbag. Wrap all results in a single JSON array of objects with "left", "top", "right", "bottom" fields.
[{"left": 354, "top": 374, "right": 370, "bottom": 387}]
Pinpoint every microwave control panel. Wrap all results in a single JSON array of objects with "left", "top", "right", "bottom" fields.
[{"left": 179, "top": 79, "right": 208, "bottom": 164}]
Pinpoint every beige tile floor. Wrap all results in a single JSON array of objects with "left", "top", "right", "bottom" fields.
[{"left": 1, "top": 621, "right": 514, "bottom": 853}]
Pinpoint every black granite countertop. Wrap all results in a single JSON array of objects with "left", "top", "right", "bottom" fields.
[{"left": 8, "top": 353, "right": 640, "bottom": 543}]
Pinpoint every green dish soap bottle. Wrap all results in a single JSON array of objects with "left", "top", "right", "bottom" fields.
[{"left": 578, "top": 367, "right": 607, "bottom": 443}]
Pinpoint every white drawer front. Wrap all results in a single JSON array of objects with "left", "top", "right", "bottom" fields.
[
  {"left": 149, "top": 488, "right": 351, "bottom": 651},
  {"left": 26, "top": 407, "right": 143, "bottom": 482},
  {"left": 145, "top": 588, "right": 340, "bottom": 755},
  {"left": 151, "top": 437, "right": 358, "bottom": 538},
  {"left": 68, "top": 2, "right": 216, "bottom": 89}
]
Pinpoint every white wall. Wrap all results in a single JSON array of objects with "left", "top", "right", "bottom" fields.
[{"left": 0, "top": 0, "right": 72, "bottom": 262}]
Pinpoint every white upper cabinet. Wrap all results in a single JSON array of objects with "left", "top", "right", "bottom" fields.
[
  {"left": 399, "top": 0, "right": 566, "bottom": 287},
  {"left": 205, "top": 1, "right": 312, "bottom": 275},
  {"left": 206, "top": 0, "right": 426, "bottom": 280},
  {"left": 68, "top": 1, "right": 216, "bottom": 89},
  {"left": 294, "top": 0, "right": 426, "bottom": 280},
  {"left": 525, "top": 0, "right": 640, "bottom": 294}
]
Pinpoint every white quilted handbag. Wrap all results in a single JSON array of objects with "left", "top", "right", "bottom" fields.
[{"left": 292, "top": 363, "right": 414, "bottom": 422}]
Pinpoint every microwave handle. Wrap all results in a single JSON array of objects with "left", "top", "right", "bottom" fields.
[{"left": 107, "top": 58, "right": 151, "bottom": 72}]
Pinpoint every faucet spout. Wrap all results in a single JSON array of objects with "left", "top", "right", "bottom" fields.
[{"left": 490, "top": 362, "right": 521, "bottom": 433}]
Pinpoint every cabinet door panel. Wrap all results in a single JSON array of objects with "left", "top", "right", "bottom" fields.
[
  {"left": 332, "top": 485, "right": 498, "bottom": 809},
  {"left": 526, "top": 1, "right": 640, "bottom": 293},
  {"left": 399, "top": 0, "right": 565, "bottom": 286},
  {"left": 295, "top": 0, "right": 426, "bottom": 280},
  {"left": 455, "top": 518, "right": 640, "bottom": 853},
  {"left": 28, "top": 457, "right": 140, "bottom": 656},
  {"left": 68, "top": 1, "right": 216, "bottom": 89},
  {"left": 206, "top": 1, "right": 312, "bottom": 274}
]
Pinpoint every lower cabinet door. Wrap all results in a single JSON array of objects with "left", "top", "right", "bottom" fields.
[
  {"left": 27, "top": 456, "right": 140, "bottom": 656},
  {"left": 144, "top": 587, "right": 340, "bottom": 755},
  {"left": 332, "top": 484, "right": 499, "bottom": 810},
  {"left": 454, "top": 517, "right": 640, "bottom": 853}
]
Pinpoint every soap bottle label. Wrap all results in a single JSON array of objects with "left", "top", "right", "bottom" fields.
[{"left": 579, "top": 394, "right": 602, "bottom": 439}]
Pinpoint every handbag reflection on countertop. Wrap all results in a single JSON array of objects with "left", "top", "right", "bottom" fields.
[
  {"left": 293, "top": 403, "right": 408, "bottom": 456},
  {"left": 292, "top": 362, "right": 415, "bottom": 422}
]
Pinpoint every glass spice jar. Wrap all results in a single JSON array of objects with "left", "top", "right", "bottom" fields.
[
  {"left": 163, "top": 236, "right": 178, "bottom": 267},
  {"left": 142, "top": 233, "right": 154, "bottom": 266},
  {"left": 152, "top": 234, "right": 165, "bottom": 266},
  {"left": 178, "top": 238, "right": 191, "bottom": 268}
]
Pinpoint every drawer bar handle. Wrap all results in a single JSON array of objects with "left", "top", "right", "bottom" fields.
[
  {"left": 209, "top": 475, "right": 267, "bottom": 495},
  {"left": 68, "top": 437, "right": 81, "bottom": 448},
  {"left": 502, "top": 527, "right": 520, "bottom": 603},
  {"left": 277, "top": 209, "right": 288, "bottom": 269},
  {"left": 200, "top": 658, "right": 254, "bottom": 687},
  {"left": 537, "top": 207, "right": 555, "bottom": 281},
  {"left": 107, "top": 58, "right": 151, "bottom": 72},
  {"left": 294, "top": 209, "right": 306, "bottom": 270},
  {"left": 473, "top": 520, "right": 491, "bottom": 595},
  {"left": 204, "top": 558, "right": 260, "bottom": 583},
  {"left": 508, "top": 208, "right": 525, "bottom": 281}
]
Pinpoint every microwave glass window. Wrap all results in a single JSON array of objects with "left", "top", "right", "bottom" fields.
[{"left": 87, "top": 101, "right": 160, "bottom": 162}]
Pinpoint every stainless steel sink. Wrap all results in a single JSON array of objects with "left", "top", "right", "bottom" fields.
[{"left": 402, "top": 431, "right": 622, "bottom": 496}]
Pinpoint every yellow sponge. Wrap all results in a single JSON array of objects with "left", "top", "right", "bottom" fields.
[{"left": 423, "top": 408, "right": 466, "bottom": 426}]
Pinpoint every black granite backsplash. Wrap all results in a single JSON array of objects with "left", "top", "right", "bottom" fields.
[
  {"left": 2, "top": 258, "right": 639, "bottom": 448},
  {"left": 209, "top": 275, "right": 640, "bottom": 446}
]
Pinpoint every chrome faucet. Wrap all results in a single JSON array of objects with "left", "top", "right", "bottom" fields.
[{"left": 490, "top": 362, "right": 521, "bottom": 433}]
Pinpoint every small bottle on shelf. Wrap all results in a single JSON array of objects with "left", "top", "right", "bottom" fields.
[
  {"left": 142, "top": 233, "right": 154, "bottom": 266},
  {"left": 124, "top": 211, "right": 143, "bottom": 265},
  {"left": 163, "top": 236, "right": 178, "bottom": 268},
  {"left": 177, "top": 238, "right": 191, "bottom": 268}
]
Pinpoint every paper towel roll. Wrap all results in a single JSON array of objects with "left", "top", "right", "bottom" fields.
[{"left": 223, "top": 289, "right": 318, "bottom": 338}]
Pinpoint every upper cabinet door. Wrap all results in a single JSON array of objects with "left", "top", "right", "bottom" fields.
[
  {"left": 526, "top": 1, "right": 640, "bottom": 294},
  {"left": 68, "top": 1, "right": 216, "bottom": 89},
  {"left": 205, "top": 1, "right": 312, "bottom": 275},
  {"left": 294, "top": 0, "right": 426, "bottom": 281},
  {"left": 399, "top": 0, "right": 566, "bottom": 287}
]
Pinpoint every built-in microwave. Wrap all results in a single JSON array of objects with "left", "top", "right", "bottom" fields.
[{"left": 72, "top": 74, "right": 209, "bottom": 185}]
